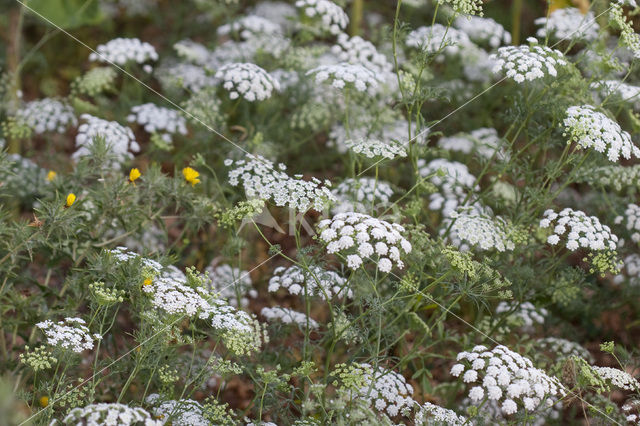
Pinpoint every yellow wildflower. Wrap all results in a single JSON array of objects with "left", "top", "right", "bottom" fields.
[
  {"left": 40, "top": 396, "right": 49, "bottom": 407},
  {"left": 65, "top": 193, "right": 76, "bottom": 207},
  {"left": 182, "top": 167, "right": 200, "bottom": 186},
  {"left": 46, "top": 170, "right": 56, "bottom": 181},
  {"left": 129, "top": 168, "right": 141, "bottom": 183},
  {"left": 143, "top": 278, "right": 152, "bottom": 286}
]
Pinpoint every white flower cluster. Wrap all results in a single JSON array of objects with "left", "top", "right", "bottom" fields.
[
  {"left": 205, "top": 263, "right": 257, "bottom": 308},
  {"left": 564, "top": 105, "right": 640, "bottom": 163},
  {"left": 217, "top": 15, "right": 283, "bottom": 40},
  {"left": 252, "top": 1, "right": 297, "bottom": 28},
  {"left": 307, "top": 63, "right": 378, "bottom": 93},
  {"left": 351, "top": 364, "right": 414, "bottom": 418},
  {"left": 535, "top": 8, "right": 599, "bottom": 42},
  {"left": 592, "top": 80, "right": 640, "bottom": 110},
  {"left": 536, "top": 337, "right": 593, "bottom": 362},
  {"left": 331, "top": 177, "right": 394, "bottom": 214},
  {"left": 344, "top": 138, "right": 407, "bottom": 160},
  {"left": 36, "top": 317, "right": 101, "bottom": 353},
  {"left": 15, "top": 98, "right": 77, "bottom": 134},
  {"left": 496, "top": 301, "right": 548, "bottom": 329},
  {"left": 454, "top": 16, "right": 511, "bottom": 48},
  {"left": 447, "top": 211, "right": 516, "bottom": 252},
  {"left": 406, "top": 24, "right": 474, "bottom": 59},
  {"left": 268, "top": 265, "right": 352, "bottom": 300},
  {"left": 225, "top": 154, "right": 335, "bottom": 212},
  {"left": 127, "top": 103, "right": 187, "bottom": 142},
  {"left": 109, "top": 248, "right": 261, "bottom": 347},
  {"left": 2, "top": 154, "right": 47, "bottom": 199},
  {"left": 615, "top": 253, "right": 640, "bottom": 286},
  {"left": 437, "top": 128, "right": 508, "bottom": 160},
  {"left": 146, "top": 394, "right": 208, "bottom": 426},
  {"left": 261, "top": 306, "right": 319, "bottom": 329},
  {"left": 576, "top": 164, "right": 640, "bottom": 192},
  {"left": 331, "top": 33, "right": 393, "bottom": 82},
  {"left": 418, "top": 159, "right": 481, "bottom": 218},
  {"left": 73, "top": 114, "right": 140, "bottom": 168},
  {"left": 414, "top": 402, "right": 468, "bottom": 426},
  {"left": 615, "top": 203, "right": 640, "bottom": 243},
  {"left": 591, "top": 366, "right": 640, "bottom": 391},
  {"left": 623, "top": 399, "right": 640, "bottom": 425},
  {"left": 450, "top": 345, "right": 565, "bottom": 416},
  {"left": 295, "top": 0, "right": 349, "bottom": 35},
  {"left": 89, "top": 37, "right": 158, "bottom": 66},
  {"left": 108, "top": 246, "right": 164, "bottom": 272},
  {"left": 157, "top": 62, "right": 218, "bottom": 92},
  {"left": 61, "top": 403, "right": 161, "bottom": 426},
  {"left": 317, "top": 212, "right": 412, "bottom": 273},
  {"left": 540, "top": 208, "right": 618, "bottom": 251},
  {"left": 215, "top": 63, "right": 280, "bottom": 102},
  {"left": 490, "top": 40, "right": 567, "bottom": 83}
]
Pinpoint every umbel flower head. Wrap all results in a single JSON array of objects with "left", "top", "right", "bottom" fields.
[
  {"left": 268, "top": 264, "right": 351, "bottom": 300},
  {"left": 261, "top": 306, "right": 319, "bottom": 329},
  {"left": 317, "top": 212, "right": 412, "bottom": 273},
  {"left": 331, "top": 177, "right": 394, "bottom": 215},
  {"left": 295, "top": 0, "right": 349, "bottom": 35},
  {"left": 73, "top": 114, "right": 140, "bottom": 169},
  {"left": 330, "top": 33, "right": 394, "bottom": 82},
  {"left": 344, "top": 138, "right": 407, "bottom": 160},
  {"left": 225, "top": 154, "right": 335, "bottom": 212},
  {"left": 146, "top": 394, "right": 209, "bottom": 426},
  {"left": 61, "top": 403, "right": 162, "bottom": 425},
  {"left": 89, "top": 37, "right": 158, "bottom": 66},
  {"left": 446, "top": 210, "right": 517, "bottom": 252},
  {"left": 535, "top": 7, "right": 599, "bottom": 42},
  {"left": 334, "top": 363, "right": 415, "bottom": 418},
  {"left": 205, "top": 263, "right": 256, "bottom": 308},
  {"left": 306, "top": 63, "right": 379, "bottom": 93},
  {"left": 563, "top": 104, "right": 640, "bottom": 163},
  {"left": 36, "top": 317, "right": 101, "bottom": 353},
  {"left": 490, "top": 38, "right": 567, "bottom": 83},
  {"left": 215, "top": 62, "right": 280, "bottom": 102},
  {"left": 450, "top": 344, "right": 565, "bottom": 416},
  {"left": 127, "top": 103, "right": 187, "bottom": 142},
  {"left": 540, "top": 208, "right": 618, "bottom": 251},
  {"left": 216, "top": 15, "right": 283, "bottom": 40},
  {"left": 14, "top": 98, "right": 77, "bottom": 134},
  {"left": 454, "top": 16, "right": 510, "bottom": 48},
  {"left": 414, "top": 401, "right": 468, "bottom": 425},
  {"left": 406, "top": 25, "right": 474, "bottom": 59}
]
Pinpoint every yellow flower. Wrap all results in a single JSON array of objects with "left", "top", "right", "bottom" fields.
[
  {"left": 65, "top": 193, "right": 76, "bottom": 207},
  {"left": 39, "top": 396, "right": 49, "bottom": 407},
  {"left": 46, "top": 171, "right": 56, "bottom": 181},
  {"left": 182, "top": 167, "right": 200, "bottom": 186},
  {"left": 129, "top": 168, "right": 141, "bottom": 183},
  {"left": 143, "top": 278, "right": 152, "bottom": 286}
]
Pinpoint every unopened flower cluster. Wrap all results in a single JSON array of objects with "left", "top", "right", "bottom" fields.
[
  {"left": 36, "top": 317, "right": 101, "bottom": 353},
  {"left": 450, "top": 345, "right": 565, "bottom": 415},
  {"left": 205, "top": 263, "right": 257, "bottom": 308},
  {"left": 454, "top": 16, "right": 510, "bottom": 48},
  {"left": 15, "top": 98, "right": 77, "bottom": 134},
  {"left": 331, "top": 177, "right": 394, "bottom": 214},
  {"left": 72, "top": 67, "right": 117, "bottom": 96},
  {"left": 61, "top": 403, "right": 162, "bottom": 426},
  {"left": 261, "top": 306, "right": 319, "bottom": 329},
  {"left": 563, "top": 105, "right": 640, "bottom": 163},
  {"left": 490, "top": 40, "right": 567, "bottom": 83},
  {"left": 127, "top": 103, "right": 187, "bottom": 142},
  {"left": 89, "top": 37, "right": 158, "bottom": 66},
  {"left": 317, "top": 212, "right": 412, "bottom": 272},
  {"left": 73, "top": 114, "right": 140, "bottom": 167},
  {"left": 215, "top": 63, "right": 280, "bottom": 102},
  {"left": 19, "top": 345, "right": 57, "bottom": 372},
  {"left": 540, "top": 208, "right": 618, "bottom": 251},
  {"left": 268, "top": 265, "right": 351, "bottom": 300},
  {"left": 225, "top": 154, "right": 335, "bottom": 212},
  {"left": 535, "top": 8, "right": 599, "bottom": 42},
  {"left": 295, "top": 0, "right": 348, "bottom": 35},
  {"left": 307, "top": 63, "right": 378, "bottom": 93}
]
